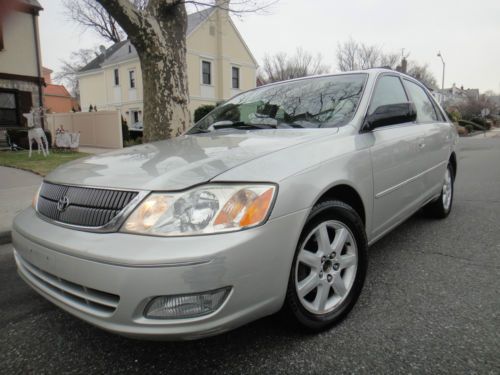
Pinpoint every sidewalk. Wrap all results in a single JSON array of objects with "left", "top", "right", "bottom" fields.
[
  {"left": 468, "top": 127, "right": 500, "bottom": 139},
  {"left": 0, "top": 166, "right": 42, "bottom": 244}
]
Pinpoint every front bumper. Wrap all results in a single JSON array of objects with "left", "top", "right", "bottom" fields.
[{"left": 12, "top": 208, "right": 307, "bottom": 340}]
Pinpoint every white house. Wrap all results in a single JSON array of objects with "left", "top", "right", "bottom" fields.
[{"left": 77, "top": 6, "right": 258, "bottom": 126}]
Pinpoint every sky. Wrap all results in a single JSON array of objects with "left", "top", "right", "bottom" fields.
[{"left": 38, "top": 0, "right": 500, "bottom": 93}]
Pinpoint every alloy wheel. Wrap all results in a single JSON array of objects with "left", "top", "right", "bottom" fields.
[
  {"left": 295, "top": 220, "right": 358, "bottom": 315},
  {"left": 442, "top": 167, "right": 453, "bottom": 211}
]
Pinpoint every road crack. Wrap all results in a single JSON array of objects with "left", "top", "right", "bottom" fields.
[{"left": 406, "top": 249, "right": 500, "bottom": 269}]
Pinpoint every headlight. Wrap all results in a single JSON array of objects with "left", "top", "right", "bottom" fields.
[{"left": 121, "top": 184, "right": 277, "bottom": 236}]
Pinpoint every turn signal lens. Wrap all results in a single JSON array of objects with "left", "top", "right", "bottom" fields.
[
  {"left": 32, "top": 185, "right": 41, "bottom": 209},
  {"left": 215, "top": 188, "right": 274, "bottom": 228}
]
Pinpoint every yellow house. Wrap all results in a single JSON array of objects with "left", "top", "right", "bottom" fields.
[
  {"left": 0, "top": 0, "right": 44, "bottom": 129},
  {"left": 77, "top": 6, "right": 258, "bottom": 126}
]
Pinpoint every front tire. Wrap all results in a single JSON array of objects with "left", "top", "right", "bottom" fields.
[
  {"left": 424, "top": 163, "right": 454, "bottom": 219},
  {"left": 285, "top": 200, "right": 368, "bottom": 331}
]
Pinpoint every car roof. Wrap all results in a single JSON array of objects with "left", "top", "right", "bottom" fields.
[{"left": 256, "top": 68, "right": 430, "bottom": 92}]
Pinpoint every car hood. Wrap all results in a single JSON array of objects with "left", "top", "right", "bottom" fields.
[{"left": 45, "top": 129, "right": 338, "bottom": 191}]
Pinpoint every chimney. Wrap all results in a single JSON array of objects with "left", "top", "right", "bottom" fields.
[
  {"left": 400, "top": 57, "right": 407, "bottom": 74},
  {"left": 99, "top": 45, "right": 106, "bottom": 56},
  {"left": 215, "top": 0, "right": 230, "bottom": 13}
]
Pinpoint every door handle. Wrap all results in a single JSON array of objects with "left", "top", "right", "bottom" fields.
[{"left": 418, "top": 141, "right": 426, "bottom": 149}]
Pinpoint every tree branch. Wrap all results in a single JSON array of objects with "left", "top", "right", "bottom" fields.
[{"left": 95, "top": 0, "right": 143, "bottom": 39}]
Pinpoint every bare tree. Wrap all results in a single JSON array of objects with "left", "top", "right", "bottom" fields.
[
  {"left": 63, "top": 0, "right": 126, "bottom": 43},
  {"left": 406, "top": 62, "right": 438, "bottom": 89},
  {"left": 53, "top": 47, "right": 101, "bottom": 97},
  {"left": 336, "top": 38, "right": 437, "bottom": 89},
  {"left": 259, "top": 47, "right": 329, "bottom": 84},
  {"left": 336, "top": 38, "right": 399, "bottom": 71}
]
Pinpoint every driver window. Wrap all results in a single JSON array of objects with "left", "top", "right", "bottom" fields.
[{"left": 369, "top": 76, "right": 408, "bottom": 114}]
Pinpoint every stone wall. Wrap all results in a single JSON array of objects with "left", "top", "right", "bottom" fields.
[{"left": 0, "top": 79, "right": 41, "bottom": 108}]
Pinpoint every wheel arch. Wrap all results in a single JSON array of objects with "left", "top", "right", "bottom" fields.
[{"left": 314, "top": 184, "right": 366, "bottom": 226}]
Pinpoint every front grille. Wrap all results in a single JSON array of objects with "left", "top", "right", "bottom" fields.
[
  {"left": 16, "top": 253, "right": 120, "bottom": 316},
  {"left": 37, "top": 182, "right": 138, "bottom": 227}
]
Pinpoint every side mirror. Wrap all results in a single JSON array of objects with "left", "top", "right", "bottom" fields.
[{"left": 364, "top": 102, "right": 417, "bottom": 130}]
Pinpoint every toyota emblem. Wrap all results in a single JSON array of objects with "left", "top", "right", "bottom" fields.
[{"left": 57, "top": 196, "right": 70, "bottom": 212}]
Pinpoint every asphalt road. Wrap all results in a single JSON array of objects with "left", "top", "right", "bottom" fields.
[{"left": 1, "top": 137, "right": 499, "bottom": 374}]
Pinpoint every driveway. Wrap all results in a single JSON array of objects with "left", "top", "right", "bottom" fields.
[{"left": 0, "top": 137, "right": 499, "bottom": 374}]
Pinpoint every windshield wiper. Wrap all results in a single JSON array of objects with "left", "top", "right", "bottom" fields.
[
  {"left": 188, "top": 128, "right": 211, "bottom": 134},
  {"left": 208, "top": 120, "right": 277, "bottom": 131}
]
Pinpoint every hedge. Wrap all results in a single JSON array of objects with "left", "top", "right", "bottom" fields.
[{"left": 194, "top": 105, "right": 215, "bottom": 122}]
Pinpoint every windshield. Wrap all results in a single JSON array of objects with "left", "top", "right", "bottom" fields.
[{"left": 189, "top": 73, "right": 367, "bottom": 133}]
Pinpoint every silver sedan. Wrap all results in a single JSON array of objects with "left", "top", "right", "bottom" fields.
[{"left": 12, "top": 69, "right": 458, "bottom": 340}]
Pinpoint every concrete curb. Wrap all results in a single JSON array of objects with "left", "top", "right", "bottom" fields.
[{"left": 0, "top": 230, "right": 11, "bottom": 245}]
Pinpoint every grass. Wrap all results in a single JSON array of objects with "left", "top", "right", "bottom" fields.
[{"left": 0, "top": 149, "right": 89, "bottom": 176}]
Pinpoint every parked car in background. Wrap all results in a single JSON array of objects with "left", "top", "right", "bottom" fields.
[
  {"left": 129, "top": 121, "right": 143, "bottom": 132},
  {"left": 13, "top": 69, "right": 458, "bottom": 340}
]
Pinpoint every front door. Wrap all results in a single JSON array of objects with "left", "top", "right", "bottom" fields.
[{"left": 366, "top": 74, "right": 426, "bottom": 240}]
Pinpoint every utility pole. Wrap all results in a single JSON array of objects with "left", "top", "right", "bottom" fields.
[{"left": 437, "top": 51, "right": 445, "bottom": 91}]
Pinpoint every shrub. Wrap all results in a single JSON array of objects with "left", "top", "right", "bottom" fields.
[
  {"left": 464, "top": 124, "right": 474, "bottom": 134},
  {"left": 471, "top": 117, "right": 491, "bottom": 130},
  {"left": 455, "top": 125, "right": 468, "bottom": 136},
  {"left": 121, "top": 115, "right": 131, "bottom": 146},
  {"left": 121, "top": 122, "right": 130, "bottom": 145},
  {"left": 459, "top": 120, "right": 485, "bottom": 132},
  {"left": 7, "top": 129, "right": 52, "bottom": 149},
  {"left": 194, "top": 105, "right": 215, "bottom": 122},
  {"left": 124, "top": 137, "right": 142, "bottom": 147},
  {"left": 446, "top": 109, "right": 461, "bottom": 123}
]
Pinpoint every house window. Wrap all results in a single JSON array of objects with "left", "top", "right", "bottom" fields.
[
  {"left": 232, "top": 67, "right": 240, "bottom": 89},
  {"left": 114, "top": 69, "right": 119, "bottom": 86},
  {"left": 129, "top": 70, "right": 136, "bottom": 88},
  {"left": 0, "top": 91, "right": 18, "bottom": 127},
  {"left": 202, "top": 61, "right": 211, "bottom": 85}
]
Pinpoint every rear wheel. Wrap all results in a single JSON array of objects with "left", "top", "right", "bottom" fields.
[
  {"left": 285, "top": 200, "right": 367, "bottom": 331},
  {"left": 424, "top": 163, "right": 454, "bottom": 219}
]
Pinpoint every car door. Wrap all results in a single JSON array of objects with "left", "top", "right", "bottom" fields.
[
  {"left": 366, "top": 74, "right": 427, "bottom": 240},
  {"left": 403, "top": 79, "right": 450, "bottom": 201}
]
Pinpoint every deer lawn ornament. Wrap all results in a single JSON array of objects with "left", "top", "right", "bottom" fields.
[{"left": 23, "top": 107, "right": 49, "bottom": 158}]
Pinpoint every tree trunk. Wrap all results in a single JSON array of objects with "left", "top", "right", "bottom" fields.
[
  {"left": 138, "top": 30, "right": 190, "bottom": 141},
  {"left": 96, "top": 0, "right": 191, "bottom": 142}
]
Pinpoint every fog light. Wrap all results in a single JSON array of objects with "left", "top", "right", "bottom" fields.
[{"left": 144, "top": 287, "right": 231, "bottom": 319}]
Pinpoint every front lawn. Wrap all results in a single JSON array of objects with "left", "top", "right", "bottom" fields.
[{"left": 0, "top": 150, "right": 89, "bottom": 176}]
